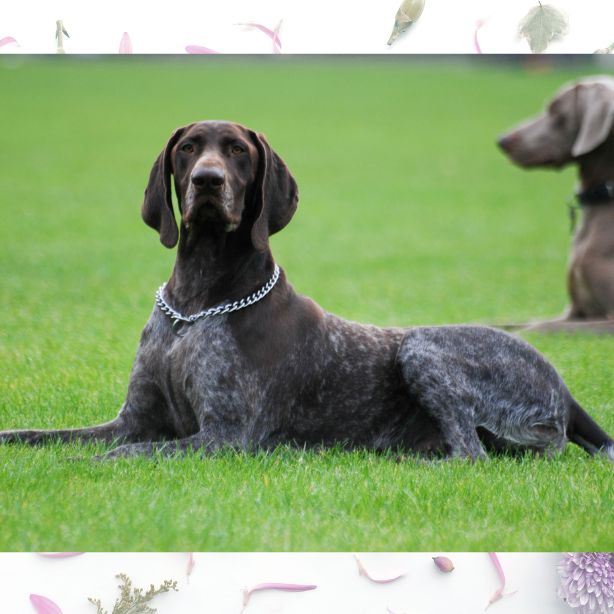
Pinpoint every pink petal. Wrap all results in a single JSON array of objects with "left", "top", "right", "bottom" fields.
[
  {"left": 37, "top": 552, "right": 83, "bottom": 558},
  {"left": 474, "top": 19, "right": 486, "bottom": 54},
  {"left": 30, "top": 594, "right": 63, "bottom": 614},
  {"left": 272, "top": 20, "right": 283, "bottom": 54},
  {"left": 0, "top": 36, "right": 18, "bottom": 47},
  {"left": 235, "top": 21, "right": 282, "bottom": 53},
  {"left": 355, "top": 555, "right": 406, "bottom": 584},
  {"left": 242, "top": 583, "right": 317, "bottom": 606},
  {"left": 187, "top": 552, "right": 195, "bottom": 579},
  {"left": 485, "top": 553, "right": 516, "bottom": 610},
  {"left": 488, "top": 553, "right": 505, "bottom": 589},
  {"left": 185, "top": 45, "right": 219, "bottom": 54},
  {"left": 119, "top": 32, "right": 132, "bottom": 54}
]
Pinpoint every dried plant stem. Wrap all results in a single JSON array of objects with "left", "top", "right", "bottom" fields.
[
  {"left": 594, "top": 42, "right": 614, "bottom": 54},
  {"left": 88, "top": 574, "right": 178, "bottom": 614}
]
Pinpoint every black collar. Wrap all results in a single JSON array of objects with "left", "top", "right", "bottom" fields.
[{"left": 576, "top": 181, "right": 614, "bottom": 206}]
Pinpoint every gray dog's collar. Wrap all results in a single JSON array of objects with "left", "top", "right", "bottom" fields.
[
  {"left": 576, "top": 181, "right": 614, "bottom": 206},
  {"left": 155, "top": 264, "right": 281, "bottom": 331},
  {"left": 568, "top": 181, "right": 614, "bottom": 231}
]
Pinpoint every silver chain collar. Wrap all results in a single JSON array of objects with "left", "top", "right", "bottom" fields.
[{"left": 155, "top": 264, "right": 280, "bottom": 329}]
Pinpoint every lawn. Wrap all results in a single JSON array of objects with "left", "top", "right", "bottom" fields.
[{"left": 0, "top": 56, "right": 612, "bottom": 552}]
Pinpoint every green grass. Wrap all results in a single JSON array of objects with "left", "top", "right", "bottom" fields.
[{"left": 0, "top": 57, "right": 613, "bottom": 552}]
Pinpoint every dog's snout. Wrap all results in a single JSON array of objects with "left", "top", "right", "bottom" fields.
[
  {"left": 191, "top": 167, "right": 225, "bottom": 189},
  {"left": 497, "top": 132, "right": 515, "bottom": 153}
]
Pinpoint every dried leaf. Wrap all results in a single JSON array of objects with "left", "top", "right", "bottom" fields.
[
  {"left": 518, "top": 3, "right": 568, "bottom": 54},
  {"left": 55, "top": 20, "right": 69, "bottom": 54},
  {"left": 387, "top": 0, "right": 425, "bottom": 46},
  {"left": 242, "top": 583, "right": 317, "bottom": 606},
  {"left": 594, "top": 42, "right": 614, "bottom": 54},
  {"left": 354, "top": 555, "right": 406, "bottom": 584},
  {"left": 30, "top": 594, "right": 63, "bottom": 614},
  {"left": 185, "top": 45, "right": 219, "bottom": 54},
  {"left": 88, "top": 573, "right": 178, "bottom": 614},
  {"left": 119, "top": 33, "right": 132, "bottom": 54}
]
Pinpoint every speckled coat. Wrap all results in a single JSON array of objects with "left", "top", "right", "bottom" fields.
[{"left": 1, "top": 121, "right": 612, "bottom": 461}]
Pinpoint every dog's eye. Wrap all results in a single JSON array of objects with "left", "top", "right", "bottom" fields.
[
  {"left": 552, "top": 113, "right": 566, "bottom": 129},
  {"left": 181, "top": 143, "right": 194, "bottom": 154},
  {"left": 231, "top": 144, "right": 245, "bottom": 155}
]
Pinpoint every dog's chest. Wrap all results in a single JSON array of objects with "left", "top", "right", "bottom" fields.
[{"left": 138, "top": 312, "right": 264, "bottom": 422}]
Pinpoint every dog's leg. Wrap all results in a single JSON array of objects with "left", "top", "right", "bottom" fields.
[
  {"left": 0, "top": 400, "right": 162, "bottom": 447},
  {"left": 421, "top": 404, "right": 487, "bottom": 461},
  {"left": 95, "top": 431, "right": 222, "bottom": 460},
  {"left": 0, "top": 416, "right": 131, "bottom": 446},
  {"left": 396, "top": 341, "right": 486, "bottom": 460}
]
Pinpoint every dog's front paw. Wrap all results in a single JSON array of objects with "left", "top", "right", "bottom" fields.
[{"left": 92, "top": 442, "right": 156, "bottom": 461}]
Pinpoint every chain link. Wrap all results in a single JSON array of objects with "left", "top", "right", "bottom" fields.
[{"left": 155, "top": 264, "right": 281, "bottom": 326}]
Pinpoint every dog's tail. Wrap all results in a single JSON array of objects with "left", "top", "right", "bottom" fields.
[{"left": 567, "top": 399, "right": 614, "bottom": 461}]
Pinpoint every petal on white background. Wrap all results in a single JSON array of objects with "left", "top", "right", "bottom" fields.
[
  {"left": 0, "top": 553, "right": 571, "bottom": 613},
  {"left": 0, "top": 0, "right": 613, "bottom": 53}
]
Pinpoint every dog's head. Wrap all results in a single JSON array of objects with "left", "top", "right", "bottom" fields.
[
  {"left": 141, "top": 121, "right": 298, "bottom": 251},
  {"left": 498, "top": 77, "right": 614, "bottom": 169}
]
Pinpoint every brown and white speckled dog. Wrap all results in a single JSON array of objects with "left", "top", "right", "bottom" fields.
[
  {"left": 1, "top": 121, "right": 613, "bottom": 461},
  {"left": 499, "top": 76, "right": 614, "bottom": 331}
]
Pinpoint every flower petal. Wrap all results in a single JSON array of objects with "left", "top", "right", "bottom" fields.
[
  {"left": 0, "top": 36, "right": 18, "bottom": 47},
  {"left": 485, "top": 553, "right": 516, "bottom": 609},
  {"left": 355, "top": 555, "right": 406, "bottom": 584},
  {"left": 474, "top": 20, "right": 486, "bottom": 54},
  {"left": 185, "top": 45, "right": 219, "bottom": 54},
  {"left": 488, "top": 552, "right": 506, "bottom": 588},
  {"left": 186, "top": 552, "right": 195, "bottom": 579},
  {"left": 30, "top": 594, "right": 63, "bottom": 614},
  {"left": 119, "top": 32, "right": 132, "bottom": 54},
  {"left": 242, "top": 583, "right": 316, "bottom": 606},
  {"left": 235, "top": 21, "right": 282, "bottom": 52}
]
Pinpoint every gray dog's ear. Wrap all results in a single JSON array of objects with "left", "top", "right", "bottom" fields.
[
  {"left": 141, "top": 127, "right": 187, "bottom": 248},
  {"left": 248, "top": 131, "right": 298, "bottom": 252},
  {"left": 572, "top": 82, "right": 614, "bottom": 158}
]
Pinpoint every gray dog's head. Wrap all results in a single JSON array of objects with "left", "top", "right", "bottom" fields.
[{"left": 498, "top": 76, "right": 614, "bottom": 169}]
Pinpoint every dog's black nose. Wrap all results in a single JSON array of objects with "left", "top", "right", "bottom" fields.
[
  {"left": 191, "top": 167, "right": 225, "bottom": 189},
  {"left": 497, "top": 133, "right": 515, "bottom": 153}
]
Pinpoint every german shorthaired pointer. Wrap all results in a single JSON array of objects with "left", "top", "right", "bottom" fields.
[
  {"left": 499, "top": 77, "right": 614, "bottom": 331},
  {"left": 1, "top": 121, "right": 613, "bottom": 461}
]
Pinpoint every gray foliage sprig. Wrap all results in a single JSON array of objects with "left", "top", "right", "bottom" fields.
[
  {"left": 518, "top": 2, "right": 568, "bottom": 53},
  {"left": 594, "top": 42, "right": 614, "bottom": 54},
  {"left": 88, "top": 573, "right": 178, "bottom": 614}
]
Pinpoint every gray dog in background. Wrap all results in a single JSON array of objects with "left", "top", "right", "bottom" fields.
[
  {"left": 499, "top": 76, "right": 614, "bottom": 331},
  {"left": 1, "top": 121, "right": 613, "bottom": 461}
]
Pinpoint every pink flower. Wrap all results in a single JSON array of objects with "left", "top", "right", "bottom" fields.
[{"left": 558, "top": 553, "right": 614, "bottom": 614}]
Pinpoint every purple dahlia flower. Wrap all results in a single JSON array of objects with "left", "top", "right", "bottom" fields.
[{"left": 558, "top": 553, "right": 614, "bottom": 614}]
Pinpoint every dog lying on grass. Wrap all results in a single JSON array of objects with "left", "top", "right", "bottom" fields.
[{"left": 1, "top": 121, "right": 613, "bottom": 461}]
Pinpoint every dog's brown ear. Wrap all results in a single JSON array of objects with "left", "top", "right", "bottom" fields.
[
  {"left": 141, "top": 127, "right": 187, "bottom": 248},
  {"left": 248, "top": 131, "right": 298, "bottom": 252},
  {"left": 572, "top": 82, "right": 614, "bottom": 158}
]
